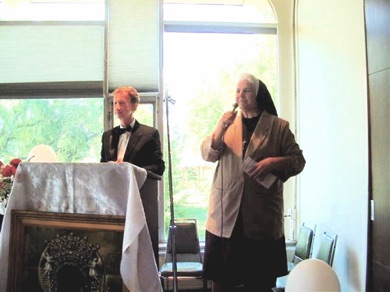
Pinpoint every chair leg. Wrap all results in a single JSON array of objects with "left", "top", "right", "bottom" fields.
[
  {"left": 202, "top": 278, "right": 208, "bottom": 291},
  {"left": 160, "top": 276, "right": 166, "bottom": 291}
]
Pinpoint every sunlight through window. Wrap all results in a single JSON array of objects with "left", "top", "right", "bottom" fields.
[{"left": 163, "top": 0, "right": 277, "bottom": 240}]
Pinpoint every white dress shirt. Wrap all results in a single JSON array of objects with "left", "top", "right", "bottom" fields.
[{"left": 117, "top": 119, "right": 136, "bottom": 161}]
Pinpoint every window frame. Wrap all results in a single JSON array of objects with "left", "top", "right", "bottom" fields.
[{"left": 160, "top": 18, "right": 278, "bottom": 243}]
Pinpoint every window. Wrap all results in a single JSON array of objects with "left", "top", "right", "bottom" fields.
[
  {"left": 163, "top": 1, "right": 277, "bottom": 240},
  {"left": 0, "top": 0, "right": 105, "bottom": 163},
  {"left": 0, "top": 98, "right": 104, "bottom": 162},
  {"left": 0, "top": 95, "right": 155, "bottom": 163},
  {"left": 0, "top": 0, "right": 279, "bottom": 244},
  {"left": 0, "top": 0, "right": 159, "bottom": 164}
]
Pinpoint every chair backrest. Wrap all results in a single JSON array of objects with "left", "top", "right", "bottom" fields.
[
  {"left": 165, "top": 219, "right": 202, "bottom": 263},
  {"left": 315, "top": 231, "right": 337, "bottom": 266},
  {"left": 293, "top": 224, "right": 315, "bottom": 265}
]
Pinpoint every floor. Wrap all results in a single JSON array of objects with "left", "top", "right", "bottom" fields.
[{"left": 163, "top": 285, "right": 245, "bottom": 292}]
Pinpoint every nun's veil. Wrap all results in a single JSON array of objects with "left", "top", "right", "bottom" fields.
[
  {"left": 238, "top": 73, "right": 278, "bottom": 117},
  {"left": 256, "top": 79, "right": 278, "bottom": 117}
]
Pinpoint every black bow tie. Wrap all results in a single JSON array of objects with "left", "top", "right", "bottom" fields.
[{"left": 116, "top": 125, "right": 132, "bottom": 135}]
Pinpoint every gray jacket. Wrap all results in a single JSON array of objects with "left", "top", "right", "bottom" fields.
[{"left": 201, "top": 111, "right": 305, "bottom": 239}]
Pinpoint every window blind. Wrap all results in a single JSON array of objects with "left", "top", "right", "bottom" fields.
[
  {"left": 0, "top": 22, "right": 104, "bottom": 97},
  {"left": 107, "top": 0, "right": 161, "bottom": 93}
]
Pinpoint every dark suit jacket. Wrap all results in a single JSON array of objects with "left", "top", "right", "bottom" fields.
[{"left": 100, "top": 120, "right": 165, "bottom": 176}]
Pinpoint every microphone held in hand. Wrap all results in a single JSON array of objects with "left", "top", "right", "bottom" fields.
[
  {"left": 224, "top": 103, "right": 239, "bottom": 129},
  {"left": 232, "top": 102, "right": 238, "bottom": 112}
]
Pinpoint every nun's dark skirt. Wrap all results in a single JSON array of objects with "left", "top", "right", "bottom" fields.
[{"left": 202, "top": 217, "right": 288, "bottom": 288}]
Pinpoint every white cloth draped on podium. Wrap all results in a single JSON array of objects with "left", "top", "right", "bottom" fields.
[{"left": 0, "top": 162, "right": 162, "bottom": 292}]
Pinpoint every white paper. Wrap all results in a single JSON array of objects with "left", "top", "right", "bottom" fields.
[{"left": 242, "top": 157, "right": 277, "bottom": 189}]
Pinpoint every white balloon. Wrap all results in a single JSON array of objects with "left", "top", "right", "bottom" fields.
[
  {"left": 286, "top": 259, "right": 340, "bottom": 292},
  {"left": 27, "top": 144, "right": 58, "bottom": 162}
]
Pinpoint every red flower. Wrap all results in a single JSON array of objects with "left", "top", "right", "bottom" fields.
[
  {"left": 1, "top": 165, "right": 16, "bottom": 177},
  {"left": 10, "top": 158, "right": 22, "bottom": 168}
]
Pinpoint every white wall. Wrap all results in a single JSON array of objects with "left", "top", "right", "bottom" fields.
[
  {"left": 294, "top": 0, "right": 368, "bottom": 291},
  {"left": 270, "top": 0, "right": 297, "bottom": 241}
]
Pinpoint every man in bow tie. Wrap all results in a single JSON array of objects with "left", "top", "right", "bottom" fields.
[{"left": 100, "top": 86, "right": 165, "bottom": 176}]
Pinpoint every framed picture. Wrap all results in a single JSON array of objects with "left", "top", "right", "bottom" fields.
[{"left": 8, "top": 210, "right": 128, "bottom": 292}]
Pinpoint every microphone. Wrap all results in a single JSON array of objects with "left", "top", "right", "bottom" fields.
[
  {"left": 232, "top": 102, "right": 238, "bottom": 112},
  {"left": 224, "top": 103, "right": 239, "bottom": 129}
]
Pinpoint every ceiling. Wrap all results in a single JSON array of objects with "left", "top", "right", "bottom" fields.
[
  {"left": 2, "top": 0, "right": 246, "bottom": 4},
  {"left": 164, "top": 0, "right": 245, "bottom": 5}
]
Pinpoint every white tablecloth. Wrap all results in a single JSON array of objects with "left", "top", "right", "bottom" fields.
[{"left": 0, "top": 162, "right": 162, "bottom": 292}]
